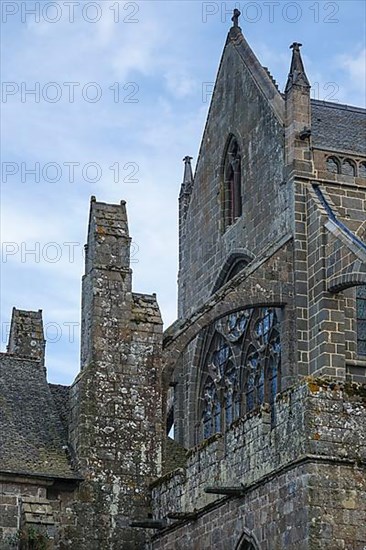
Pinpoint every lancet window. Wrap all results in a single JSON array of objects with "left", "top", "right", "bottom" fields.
[{"left": 223, "top": 136, "right": 242, "bottom": 229}]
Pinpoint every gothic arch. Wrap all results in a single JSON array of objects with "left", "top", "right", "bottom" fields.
[
  {"left": 341, "top": 158, "right": 356, "bottom": 177},
  {"left": 194, "top": 314, "right": 243, "bottom": 442},
  {"left": 211, "top": 250, "right": 254, "bottom": 294},
  {"left": 163, "top": 240, "right": 294, "bottom": 389},
  {"left": 191, "top": 306, "right": 282, "bottom": 443},
  {"left": 235, "top": 529, "right": 260, "bottom": 550},
  {"left": 328, "top": 272, "right": 366, "bottom": 293},
  {"left": 195, "top": 325, "right": 221, "bottom": 439},
  {"left": 326, "top": 155, "right": 340, "bottom": 174},
  {"left": 221, "top": 133, "right": 243, "bottom": 169},
  {"left": 222, "top": 134, "right": 243, "bottom": 229},
  {"left": 163, "top": 294, "right": 286, "bottom": 387}
]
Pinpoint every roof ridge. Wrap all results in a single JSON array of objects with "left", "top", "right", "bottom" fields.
[{"left": 311, "top": 98, "right": 366, "bottom": 113}]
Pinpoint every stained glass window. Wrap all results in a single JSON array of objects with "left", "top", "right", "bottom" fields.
[
  {"left": 268, "top": 328, "right": 281, "bottom": 423},
  {"left": 245, "top": 346, "right": 259, "bottom": 413},
  {"left": 199, "top": 307, "right": 282, "bottom": 440},
  {"left": 202, "top": 378, "right": 221, "bottom": 439},
  {"left": 224, "top": 361, "right": 239, "bottom": 427},
  {"left": 357, "top": 285, "right": 366, "bottom": 356},
  {"left": 255, "top": 308, "right": 275, "bottom": 346}
]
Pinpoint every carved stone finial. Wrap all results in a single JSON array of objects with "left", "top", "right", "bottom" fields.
[
  {"left": 290, "top": 42, "right": 303, "bottom": 52},
  {"left": 182, "top": 156, "right": 194, "bottom": 185},
  {"left": 285, "top": 41, "right": 310, "bottom": 93},
  {"left": 231, "top": 8, "right": 241, "bottom": 28}
]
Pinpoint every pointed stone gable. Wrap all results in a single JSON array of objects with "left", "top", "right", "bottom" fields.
[
  {"left": 178, "top": 22, "right": 287, "bottom": 317},
  {"left": 225, "top": 25, "right": 284, "bottom": 122},
  {"left": 285, "top": 42, "right": 311, "bottom": 92}
]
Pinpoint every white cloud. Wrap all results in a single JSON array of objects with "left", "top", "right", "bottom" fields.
[
  {"left": 164, "top": 71, "right": 198, "bottom": 98},
  {"left": 2, "top": 1, "right": 365, "bottom": 385},
  {"left": 338, "top": 47, "right": 366, "bottom": 103},
  {"left": 340, "top": 48, "right": 366, "bottom": 81}
]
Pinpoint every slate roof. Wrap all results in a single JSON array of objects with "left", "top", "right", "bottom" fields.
[
  {"left": 0, "top": 353, "right": 77, "bottom": 479},
  {"left": 311, "top": 99, "right": 366, "bottom": 155},
  {"left": 49, "top": 383, "right": 70, "bottom": 442}
]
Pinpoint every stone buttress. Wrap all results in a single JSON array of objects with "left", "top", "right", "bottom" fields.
[{"left": 68, "top": 197, "right": 163, "bottom": 549}]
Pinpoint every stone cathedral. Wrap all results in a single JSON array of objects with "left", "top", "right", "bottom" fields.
[{"left": 1, "top": 13, "right": 366, "bottom": 550}]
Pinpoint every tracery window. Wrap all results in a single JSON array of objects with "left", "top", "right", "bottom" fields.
[
  {"left": 326, "top": 156, "right": 340, "bottom": 174},
  {"left": 223, "top": 136, "right": 242, "bottom": 229},
  {"left": 199, "top": 307, "right": 281, "bottom": 440},
  {"left": 357, "top": 285, "right": 366, "bottom": 356}
]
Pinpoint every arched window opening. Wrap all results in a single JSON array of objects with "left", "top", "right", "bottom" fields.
[
  {"left": 359, "top": 162, "right": 366, "bottom": 178},
  {"left": 202, "top": 377, "right": 221, "bottom": 439},
  {"left": 326, "top": 156, "right": 340, "bottom": 174},
  {"left": 267, "top": 327, "right": 281, "bottom": 423},
  {"left": 223, "top": 137, "right": 242, "bottom": 229},
  {"left": 255, "top": 307, "right": 275, "bottom": 346},
  {"left": 226, "top": 259, "right": 247, "bottom": 282},
  {"left": 357, "top": 285, "right": 366, "bottom": 356},
  {"left": 224, "top": 360, "right": 239, "bottom": 427},
  {"left": 342, "top": 159, "right": 356, "bottom": 176},
  {"left": 268, "top": 329, "right": 280, "bottom": 403},
  {"left": 239, "top": 542, "right": 256, "bottom": 550},
  {"left": 166, "top": 386, "right": 174, "bottom": 436},
  {"left": 200, "top": 331, "right": 234, "bottom": 439},
  {"left": 198, "top": 307, "right": 282, "bottom": 441},
  {"left": 245, "top": 345, "right": 260, "bottom": 413},
  {"left": 211, "top": 254, "right": 250, "bottom": 294},
  {"left": 236, "top": 532, "right": 258, "bottom": 550}
]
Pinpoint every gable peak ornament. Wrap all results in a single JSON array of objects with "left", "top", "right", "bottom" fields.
[{"left": 231, "top": 8, "right": 241, "bottom": 28}]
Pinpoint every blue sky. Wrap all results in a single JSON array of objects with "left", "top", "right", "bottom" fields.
[{"left": 1, "top": 0, "right": 365, "bottom": 384}]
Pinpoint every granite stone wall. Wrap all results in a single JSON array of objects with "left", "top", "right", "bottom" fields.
[
  {"left": 65, "top": 200, "right": 164, "bottom": 549},
  {"left": 150, "top": 380, "right": 366, "bottom": 549},
  {"left": 177, "top": 33, "right": 287, "bottom": 320},
  {"left": 0, "top": 479, "right": 78, "bottom": 549},
  {"left": 149, "top": 461, "right": 366, "bottom": 550}
]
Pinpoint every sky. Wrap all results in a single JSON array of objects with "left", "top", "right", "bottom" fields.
[{"left": 1, "top": 0, "right": 365, "bottom": 385}]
